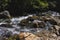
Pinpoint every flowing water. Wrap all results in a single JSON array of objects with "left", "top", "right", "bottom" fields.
[{"left": 0, "top": 11, "right": 60, "bottom": 36}]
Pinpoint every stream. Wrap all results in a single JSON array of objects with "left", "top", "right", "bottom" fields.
[{"left": 0, "top": 11, "right": 60, "bottom": 37}]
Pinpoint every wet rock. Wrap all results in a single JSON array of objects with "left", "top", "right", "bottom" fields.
[
  {"left": 0, "top": 28, "right": 13, "bottom": 39},
  {"left": 19, "top": 19, "right": 29, "bottom": 26},
  {"left": 0, "top": 36, "right": 8, "bottom": 40},
  {"left": 47, "top": 19, "right": 57, "bottom": 25},
  {"left": 0, "top": 11, "right": 11, "bottom": 19},
  {"left": 0, "top": 14, "right": 60, "bottom": 40},
  {"left": 0, "top": 24, "right": 13, "bottom": 28},
  {"left": 27, "top": 15, "right": 39, "bottom": 21},
  {"left": 31, "top": 20, "right": 45, "bottom": 28},
  {"left": 40, "top": 16, "right": 57, "bottom": 25},
  {"left": 40, "top": 16, "right": 51, "bottom": 22},
  {"left": 27, "top": 17, "right": 34, "bottom": 22},
  {"left": 4, "top": 31, "right": 12, "bottom": 37}
]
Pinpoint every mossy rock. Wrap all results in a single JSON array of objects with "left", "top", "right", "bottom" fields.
[{"left": 32, "top": 16, "right": 39, "bottom": 20}]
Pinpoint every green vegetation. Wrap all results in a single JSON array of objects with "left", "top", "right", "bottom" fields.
[
  {"left": 0, "top": 0, "right": 11, "bottom": 11},
  {"left": 32, "top": 0, "right": 49, "bottom": 9},
  {"left": 0, "top": 0, "right": 56, "bottom": 12}
]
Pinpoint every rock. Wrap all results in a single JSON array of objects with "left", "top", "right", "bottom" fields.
[
  {"left": 19, "top": 32, "right": 24, "bottom": 40},
  {"left": 0, "top": 11, "right": 11, "bottom": 19},
  {"left": 0, "top": 24, "right": 13, "bottom": 28},
  {"left": 31, "top": 15, "right": 39, "bottom": 20},
  {"left": 3, "top": 31, "right": 12, "bottom": 38},
  {"left": 47, "top": 33, "right": 57, "bottom": 40},
  {"left": 0, "top": 36, "right": 7, "bottom": 40},
  {"left": 31, "top": 20, "right": 45, "bottom": 28},
  {"left": 19, "top": 32, "right": 40, "bottom": 40},
  {"left": 19, "top": 19, "right": 29, "bottom": 26},
  {"left": 27, "top": 17, "right": 34, "bottom": 22},
  {"left": 54, "top": 25, "right": 60, "bottom": 31},
  {"left": 18, "top": 30, "right": 58, "bottom": 40},
  {"left": 0, "top": 15, "right": 9, "bottom": 19},
  {"left": 27, "top": 15, "right": 39, "bottom": 21},
  {"left": 40, "top": 16, "right": 57, "bottom": 25},
  {"left": 49, "top": 25, "right": 60, "bottom": 36},
  {"left": 36, "top": 30, "right": 57, "bottom": 40},
  {"left": 57, "top": 36, "right": 60, "bottom": 40},
  {"left": 19, "top": 16, "right": 46, "bottom": 28},
  {"left": 40, "top": 16, "right": 51, "bottom": 22},
  {"left": 47, "top": 19, "right": 57, "bottom": 25}
]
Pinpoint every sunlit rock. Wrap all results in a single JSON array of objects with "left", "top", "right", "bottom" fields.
[
  {"left": 19, "top": 32, "right": 40, "bottom": 40},
  {"left": 19, "top": 30, "right": 58, "bottom": 40},
  {"left": 40, "top": 16, "right": 51, "bottom": 22}
]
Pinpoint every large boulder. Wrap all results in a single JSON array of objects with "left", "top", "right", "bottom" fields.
[
  {"left": 19, "top": 32, "right": 40, "bottom": 40},
  {"left": 19, "top": 30, "right": 57, "bottom": 40}
]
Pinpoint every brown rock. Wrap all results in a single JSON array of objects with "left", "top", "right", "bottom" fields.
[
  {"left": 32, "top": 21, "right": 45, "bottom": 28},
  {"left": 19, "top": 19, "right": 29, "bottom": 26},
  {"left": 27, "top": 15, "right": 39, "bottom": 21},
  {"left": 54, "top": 25, "right": 60, "bottom": 30},
  {"left": 19, "top": 32, "right": 40, "bottom": 40},
  {"left": 40, "top": 16, "right": 51, "bottom": 21},
  {"left": 19, "top": 32, "right": 25, "bottom": 40}
]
